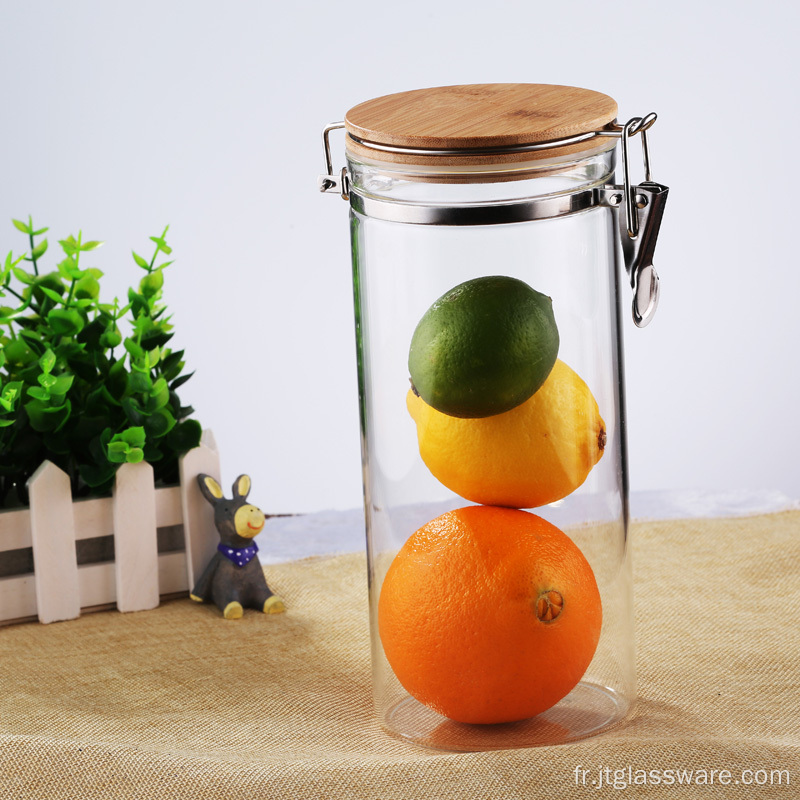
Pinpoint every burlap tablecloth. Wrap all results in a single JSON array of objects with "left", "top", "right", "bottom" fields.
[{"left": 0, "top": 511, "right": 798, "bottom": 799}]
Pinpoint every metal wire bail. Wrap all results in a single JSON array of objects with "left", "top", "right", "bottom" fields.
[{"left": 619, "top": 113, "right": 658, "bottom": 238}]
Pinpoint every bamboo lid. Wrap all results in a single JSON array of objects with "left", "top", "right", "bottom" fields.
[{"left": 344, "top": 83, "right": 618, "bottom": 167}]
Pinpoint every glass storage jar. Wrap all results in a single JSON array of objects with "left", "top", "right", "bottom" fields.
[{"left": 318, "top": 84, "right": 668, "bottom": 751}]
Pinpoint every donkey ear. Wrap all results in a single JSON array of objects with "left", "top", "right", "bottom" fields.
[
  {"left": 197, "top": 474, "right": 224, "bottom": 505},
  {"left": 232, "top": 474, "right": 251, "bottom": 500}
]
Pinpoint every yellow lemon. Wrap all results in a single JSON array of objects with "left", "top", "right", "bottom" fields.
[{"left": 407, "top": 359, "right": 606, "bottom": 508}]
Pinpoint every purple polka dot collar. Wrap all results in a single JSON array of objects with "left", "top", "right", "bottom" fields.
[{"left": 218, "top": 541, "right": 259, "bottom": 567}]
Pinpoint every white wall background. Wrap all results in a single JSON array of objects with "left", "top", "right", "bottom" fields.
[{"left": 0, "top": 1, "right": 797, "bottom": 513}]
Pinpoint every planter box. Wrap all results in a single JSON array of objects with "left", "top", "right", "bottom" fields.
[{"left": 0, "top": 430, "right": 221, "bottom": 625}]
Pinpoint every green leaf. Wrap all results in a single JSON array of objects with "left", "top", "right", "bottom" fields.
[
  {"left": 126, "top": 447, "right": 144, "bottom": 464},
  {"left": 123, "top": 337, "right": 145, "bottom": 360},
  {"left": 38, "top": 288, "right": 63, "bottom": 306},
  {"left": 147, "top": 346, "right": 161, "bottom": 369},
  {"left": 132, "top": 251, "right": 149, "bottom": 270},
  {"left": 86, "top": 386, "right": 114, "bottom": 416},
  {"left": 24, "top": 398, "right": 70, "bottom": 432},
  {"left": 122, "top": 397, "right": 144, "bottom": 425},
  {"left": 38, "top": 373, "right": 57, "bottom": 390},
  {"left": 139, "top": 269, "right": 163, "bottom": 298},
  {"left": 79, "top": 461, "right": 118, "bottom": 488},
  {"left": 17, "top": 328, "right": 42, "bottom": 343},
  {"left": 127, "top": 288, "right": 148, "bottom": 319},
  {"left": 90, "top": 428, "right": 113, "bottom": 463},
  {"left": 149, "top": 236, "right": 172, "bottom": 255},
  {"left": 3, "top": 339, "right": 36, "bottom": 366},
  {"left": 145, "top": 382, "right": 170, "bottom": 413},
  {"left": 57, "top": 257, "right": 81, "bottom": 280},
  {"left": 31, "top": 226, "right": 49, "bottom": 236},
  {"left": 80, "top": 240, "right": 104, "bottom": 252},
  {"left": 100, "top": 330, "right": 122, "bottom": 349},
  {"left": 74, "top": 317, "right": 103, "bottom": 347},
  {"left": 39, "top": 349, "right": 56, "bottom": 374},
  {"left": 50, "top": 374, "right": 74, "bottom": 394},
  {"left": 108, "top": 359, "right": 128, "bottom": 398},
  {"left": 27, "top": 386, "right": 50, "bottom": 401},
  {"left": 75, "top": 275, "right": 100, "bottom": 299},
  {"left": 161, "top": 361, "right": 185, "bottom": 382},
  {"left": 121, "top": 426, "right": 146, "bottom": 448},
  {"left": 32, "top": 271, "right": 65, "bottom": 296},
  {"left": 12, "top": 219, "right": 31, "bottom": 234},
  {"left": 169, "top": 372, "right": 194, "bottom": 390},
  {"left": 160, "top": 349, "right": 183, "bottom": 370},
  {"left": 140, "top": 328, "right": 173, "bottom": 350},
  {"left": 11, "top": 266, "right": 34, "bottom": 285},
  {"left": 167, "top": 419, "right": 202, "bottom": 453},
  {"left": 107, "top": 441, "right": 130, "bottom": 463},
  {"left": 128, "top": 371, "right": 152, "bottom": 394},
  {"left": 53, "top": 398, "right": 72, "bottom": 432},
  {"left": 144, "top": 407, "right": 175, "bottom": 438},
  {"left": 0, "top": 381, "right": 22, "bottom": 411},
  {"left": 0, "top": 419, "right": 16, "bottom": 428},
  {"left": 143, "top": 442, "right": 163, "bottom": 462},
  {"left": 4, "top": 251, "right": 25, "bottom": 271},
  {"left": 47, "top": 308, "right": 85, "bottom": 336},
  {"left": 58, "top": 236, "right": 78, "bottom": 256},
  {"left": 2, "top": 379, "right": 23, "bottom": 397},
  {"left": 31, "top": 238, "right": 48, "bottom": 260}
]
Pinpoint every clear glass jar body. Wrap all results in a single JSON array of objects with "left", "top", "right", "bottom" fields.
[{"left": 348, "top": 144, "right": 635, "bottom": 751}]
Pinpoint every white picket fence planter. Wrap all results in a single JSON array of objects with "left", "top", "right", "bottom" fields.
[{"left": 0, "top": 430, "right": 221, "bottom": 625}]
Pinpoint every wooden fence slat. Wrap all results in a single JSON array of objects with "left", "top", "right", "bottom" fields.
[
  {"left": 78, "top": 552, "right": 187, "bottom": 609},
  {"left": 113, "top": 461, "right": 160, "bottom": 612},
  {"left": 154, "top": 485, "right": 183, "bottom": 527},
  {"left": 0, "top": 506, "right": 31, "bottom": 551},
  {"left": 27, "top": 461, "right": 81, "bottom": 624},
  {"left": 0, "top": 575, "right": 37, "bottom": 622},
  {"left": 71, "top": 496, "right": 113, "bottom": 541},
  {"left": 179, "top": 430, "right": 221, "bottom": 590}
]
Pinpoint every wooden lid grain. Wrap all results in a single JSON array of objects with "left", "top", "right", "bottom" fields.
[{"left": 344, "top": 83, "right": 618, "bottom": 167}]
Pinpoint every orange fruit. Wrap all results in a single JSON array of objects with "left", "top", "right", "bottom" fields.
[
  {"left": 407, "top": 359, "right": 606, "bottom": 508},
  {"left": 378, "top": 506, "right": 602, "bottom": 724}
]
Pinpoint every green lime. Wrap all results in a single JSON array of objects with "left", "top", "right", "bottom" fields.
[{"left": 408, "top": 275, "right": 559, "bottom": 418}]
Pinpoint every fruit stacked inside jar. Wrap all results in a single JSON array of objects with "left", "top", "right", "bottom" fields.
[{"left": 379, "top": 276, "right": 606, "bottom": 725}]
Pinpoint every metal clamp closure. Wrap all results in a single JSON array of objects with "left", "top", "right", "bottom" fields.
[
  {"left": 610, "top": 114, "right": 669, "bottom": 327},
  {"left": 602, "top": 182, "right": 668, "bottom": 327},
  {"left": 318, "top": 122, "right": 350, "bottom": 200}
]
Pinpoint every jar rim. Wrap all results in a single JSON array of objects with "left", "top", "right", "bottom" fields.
[{"left": 345, "top": 136, "right": 618, "bottom": 186}]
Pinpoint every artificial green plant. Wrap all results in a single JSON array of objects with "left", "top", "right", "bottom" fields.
[{"left": 0, "top": 218, "right": 202, "bottom": 507}]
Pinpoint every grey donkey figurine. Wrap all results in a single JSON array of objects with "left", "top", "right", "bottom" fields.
[{"left": 189, "top": 473, "right": 285, "bottom": 619}]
